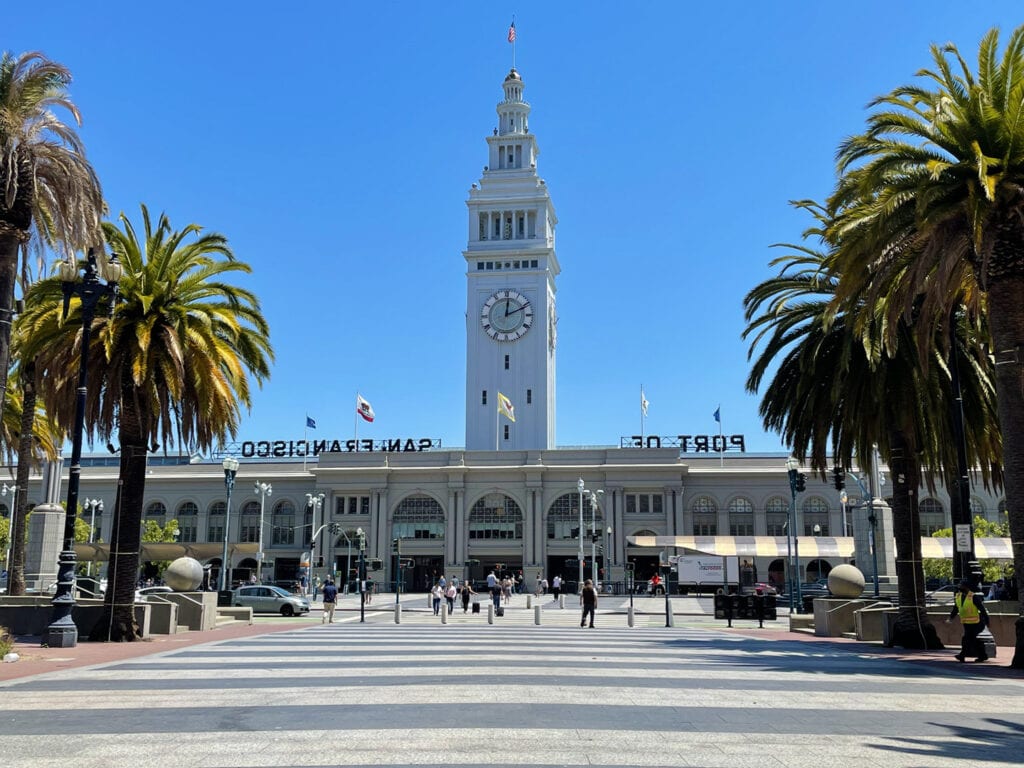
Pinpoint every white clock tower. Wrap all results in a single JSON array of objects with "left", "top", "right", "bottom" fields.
[{"left": 465, "top": 68, "right": 559, "bottom": 451}]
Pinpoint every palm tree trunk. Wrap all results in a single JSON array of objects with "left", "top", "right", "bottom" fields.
[
  {"left": 0, "top": 232, "right": 19, "bottom": 424},
  {"left": 89, "top": 379, "right": 149, "bottom": 642},
  {"left": 887, "top": 428, "right": 943, "bottom": 649},
  {"left": 6, "top": 361, "right": 37, "bottom": 596},
  {"left": 986, "top": 277, "right": 1024, "bottom": 669}
]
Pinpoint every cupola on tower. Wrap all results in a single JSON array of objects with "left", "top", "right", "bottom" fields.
[{"left": 464, "top": 68, "right": 559, "bottom": 451}]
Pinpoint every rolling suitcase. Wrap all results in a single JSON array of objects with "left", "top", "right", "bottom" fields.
[
  {"left": 495, "top": 606, "right": 504, "bottom": 617},
  {"left": 472, "top": 602, "right": 481, "bottom": 614}
]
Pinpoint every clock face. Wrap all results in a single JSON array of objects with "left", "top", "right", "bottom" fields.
[{"left": 481, "top": 290, "right": 533, "bottom": 341}]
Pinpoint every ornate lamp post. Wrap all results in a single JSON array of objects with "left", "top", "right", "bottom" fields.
[
  {"left": 82, "top": 498, "right": 104, "bottom": 577},
  {"left": 577, "top": 478, "right": 586, "bottom": 587},
  {"left": 589, "top": 490, "right": 604, "bottom": 586},
  {"left": 220, "top": 456, "right": 240, "bottom": 591},
  {"left": 785, "top": 456, "right": 799, "bottom": 614},
  {"left": 47, "top": 247, "right": 122, "bottom": 649},
  {"left": 306, "top": 492, "right": 325, "bottom": 595},
  {"left": 254, "top": 481, "right": 272, "bottom": 583},
  {"left": 356, "top": 527, "right": 366, "bottom": 623}
]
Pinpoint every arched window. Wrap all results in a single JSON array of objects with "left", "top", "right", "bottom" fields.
[
  {"left": 393, "top": 494, "right": 445, "bottom": 539},
  {"left": 207, "top": 501, "right": 226, "bottom": 543},
  {"left": 145, "top": 501, "right": 166, "bottom": 527},
  {"left": 728, "top": 497, "right": 754, "bottom": 536},
  {"left": 176, "top": 501, "right": 198, "bottom": 543},
  {"left": 969, "top": 496, "right": 986, "bottom": 520},
  {"left": 691, "top": 495, "right": 717, "bottom": 536},
  {"left": 765, "top": 496, "right": 788, "bottom": 536},
  {"left": 801, "top": 496, "right": 829, "bottom": 536},
  {"left": 239, "top": 501, "right": 260, "bottom": 543},
  {"left": 469, "top": 493, "right": 523, "bottom": 540},
  {"left": 920, "top": 498, "right": 946, "bottom": 536},
  {"left": 273, "top": 500, "right": 296, "bottom": 545},
  {"left": 547, "top": 492, "right": 600, "bottom": 539}
]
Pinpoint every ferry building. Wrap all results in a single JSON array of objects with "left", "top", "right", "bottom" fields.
[{"left": 11, "top": 68, "right": 1010, "bottom": 593}]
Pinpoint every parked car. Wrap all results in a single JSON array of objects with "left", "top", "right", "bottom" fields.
[
  {"left": 750, "top": 582, "right": 778, "bottom": 595},
  {"left": 232, "top": 584, "right": 311, "bottom": 616},
  {"left": 799, "top": 582, "right": 831, "bottom": 598}
]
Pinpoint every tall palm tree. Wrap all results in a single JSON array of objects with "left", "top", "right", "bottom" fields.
[
  {"left": 20, "top": 205, "right": 273, "bottom": 640},
  {"left": 745, "top": 202, "right": 999, "bottom": 647},
  {"left": 0, "top": 51, "right": 104, "bottom": 423},
  {"left": 1, "top": 364, "right": 61, "bottom": 596},
  {"left": 828, "top": 26, "right": 1024, "bottom": 666}
]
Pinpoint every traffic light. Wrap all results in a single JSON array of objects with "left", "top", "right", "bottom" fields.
[
  {"left": 591, "top": 533, "right": 601, "bottom": 543},
  {"left": 328, "top": 522, "right": 340, "bottom": 535},
  {"left": 795, "top": 473, "right": 807, "bottom": 493},
  {"left": 392, "top": 538, "right": 401, "bottom": 554},
  {"left": 832, "top": 466, "right": 845, "bottom": 491}
]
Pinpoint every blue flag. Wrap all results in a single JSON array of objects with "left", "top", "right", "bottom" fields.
[
  {"left": 713, "top": 407, "right": 720, "bottom": 423},
  {"left": 306, "top": 416, "right": 317, "bottom": 429}
]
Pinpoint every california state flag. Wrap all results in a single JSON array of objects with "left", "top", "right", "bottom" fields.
[{"left": 356, "top": 394, "right": 375, "bottom": 423}]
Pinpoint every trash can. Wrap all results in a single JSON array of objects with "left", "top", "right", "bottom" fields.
[{"left": 217, "top": 589, "right": 234, "bottom": 607}]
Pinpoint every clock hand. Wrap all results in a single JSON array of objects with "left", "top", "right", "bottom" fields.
[
  {"left": 504, "top": 300, "right": 511, "bottom": 318},
  {"left": 505, "top": 305, "right": 526, "bottom": 316}
]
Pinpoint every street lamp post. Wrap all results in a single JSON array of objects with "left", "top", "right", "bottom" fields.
[
  {"left": 47, "top": 246, "right": 122, "bottom": 649},
  {"left": 2, "top": 483, "right": 12, "bottom": 578},
  {"left": 356, "top": 527, "right": 366, "bottom": 623},
  {"left": 604, "top": 525, "right": 613, "bottom": 591},
  {"left": 82, "top": 498, "right": 104, "bottom": 577},
  {"left": 589, "top": 490, "right": 604, "bottom": 586},
  {"left": 577, "top": 478, "right": 585, "bottom": 587},
  {"left": 785, "top": 457, "right": 800, "bottom": 614},
  {"left": 306, "top": 492, "right": 325, "bottom": 596},
  {"left": 253, "top": 481, "right": 272, "bottom": 583},
  {"left": 839, "top": 490, "right": 848, "bottom": 537},
  {"left": 220, "top": 457, "right": 240, "bottom": 591}
]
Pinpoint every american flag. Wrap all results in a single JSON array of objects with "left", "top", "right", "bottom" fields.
[{"left": 508, "top": 22, "right": 516, "bottom": 44}]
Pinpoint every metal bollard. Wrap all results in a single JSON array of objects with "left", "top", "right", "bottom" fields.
[
  {"left": 487, "top": 602, "right": 495, "bottom": 625},
  {"left": 441, "top": 603, "right": 448, "bottom": 624},
  {"left": 395, "top": 603, "right": 402, "bottom": 624},
  {"left": 534, "top": 604, "right": 542, "bottom": 625},
  {"left": 558, "top": 594, "right": 565, "bottom": 609},
  {"left": 426, "top": 594, "right": 432, "bottom": 609},
  {"left": 627, "top": 606, "right": 635, "bottom": 627},
  {"left": 526, "top": 594, "right": 532, "bottom": 609}
]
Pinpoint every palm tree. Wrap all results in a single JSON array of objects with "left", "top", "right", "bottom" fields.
[
  {"left": 827, "top": 26, "right": 1024, "bottom": 666},
  {"left": 0, "top": 51, "right": 104, "bottom": 423},
  {"left": 1, "top": 364, "right": 61, "bottom": 596},
  {"left": 20, "top": 205, "right": 273, "bottom": 639},
  {"left": 744, "top": 202, "right": 999, "bottom": 647}
]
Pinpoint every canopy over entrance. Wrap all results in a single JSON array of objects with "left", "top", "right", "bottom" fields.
[
  {"left": 73, "top": 541, "right": 259, "bottom": 562},
  {"left": 626, "top": 535, "right": 1013, "bottom": 560}
]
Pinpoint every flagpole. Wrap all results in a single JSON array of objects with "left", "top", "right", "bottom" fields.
[
  {"left": 303, "top": 415, "right": 308, "bottom": 472},
  {"left": 495, "top": 404, "right": 499, "bottom": 451},
  {"left": 640, "top": 384, "right": 645, "bottom": 443},
  {"left": 719, "top": 413, "right": 724, "bottom": 467},
  {"left": 511, "top": 15, "right": 516, "bottom": 69},
  {"left": 354, "top": 392, "right": 359, "bottom": 452}
]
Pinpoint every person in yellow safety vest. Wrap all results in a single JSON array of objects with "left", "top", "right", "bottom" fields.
[{"left": 945, "top": 579, "right": 990, "bottom": 663}]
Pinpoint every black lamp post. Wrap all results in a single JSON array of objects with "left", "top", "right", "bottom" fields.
[
  {"left": 785, "top": 457, "right": 800, "bottom": 615},
  {"left": 46, "top": 246, "right": 122, "bottom": 649},
  {"left": 220, "top": 457, "right": 239, "bottom": 591}
]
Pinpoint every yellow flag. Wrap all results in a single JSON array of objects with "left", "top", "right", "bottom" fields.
[{"left": 497, "top": 392, "right": 516, "bottom": 422}]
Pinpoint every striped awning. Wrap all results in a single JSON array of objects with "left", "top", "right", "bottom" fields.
[
  {"left": 73, "top": 541, "right": 259, "bottom": 562},
  {"left": 626, "top": 535, "right": 1014, "bottom": 560}
]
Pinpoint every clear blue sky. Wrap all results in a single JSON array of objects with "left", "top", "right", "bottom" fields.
[{"left": 7, "top": 3, "right": 1022, "bottom": 454}]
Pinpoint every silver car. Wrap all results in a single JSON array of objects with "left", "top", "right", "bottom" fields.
[{"left": 232, "top": 585, "right": 311, "bottom": 616}]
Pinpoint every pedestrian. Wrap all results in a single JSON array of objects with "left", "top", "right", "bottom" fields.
[
  {"left": 580, "top": 578, "right": 598, "bottom": 628},
  {"left": 322, "top": 578, "right": 338, "bottom": 623},
  {"left": 439, "top": 574, "right": 447, "bottom": 589},
  {"left": 461, "top": 581, "right": 476, "bottom": 612},
  {"left": 502, "top": 576, "right": 512, "bottom": 604},
  {"left": 431, "top": 582, "right": 443, "bottom": 615},
  {"left": 946, "top": 579, "right": 990, "bottom": 662},
  {"left": 486, "top": 570, "right": 501, "bottom": 610},
  {"left": 540, "top": 576, "right": 549, "bottom": 595},
  {"left": 987, "top": 579, "right": 1008, "bottom": 601},
  {"left": 552, "top": 574, "right": 562, "bottom": 600},
  {"left": 445, "top": 582, "right": 457, "bottom": 613}
]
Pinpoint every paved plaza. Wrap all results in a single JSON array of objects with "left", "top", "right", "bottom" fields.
[{"left": 1, "top": 595, "right": 1022, "bottom": 767}]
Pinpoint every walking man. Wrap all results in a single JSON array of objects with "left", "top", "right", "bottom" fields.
[
  {"left": 580, "top": 578, "right": 598, "bottom": 628},
  {"left": 552, "top": 574, "right": 562, "bottom": 600},
  {"left": 946, "top": 579, "right": 990, "bottom": 662},
  {"left": 322, "top": 578, "right": 338, "bottom": 624}
]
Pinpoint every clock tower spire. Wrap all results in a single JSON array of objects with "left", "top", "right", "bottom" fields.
[{"left": 464, "top": 68, "right": 559, "bottom": 451}]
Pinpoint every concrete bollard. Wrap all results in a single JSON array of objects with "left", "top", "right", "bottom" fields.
[
  {"left": 558, "top": 594, "right": 565, "bottom": 609},
  {"left": 627, "top": 606, "right": 635, "bottom": 627},
  {"left": 426, "top": 594, "right": 432, "bottom": 609},
  {"left": 441, "top": 603, "right": 448, "bottom": 624},
  {"left": 395, "top": 603, "right": 402, "bottom": 624},
  {"left": 487, "top": 603, "right": 495, "bottom": 624},
  {"left": 526, "top": 594, "right": 532, "bottom": 609},
  {"left": 534, "top": 604, "right": 542, "bottom": 625}
]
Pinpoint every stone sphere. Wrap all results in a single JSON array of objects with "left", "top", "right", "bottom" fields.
[
  {"left": 827, "top": 564, "right": 866, "bottom": 598},
  {"left": 163, "top": 557, "right": 204, "bottom": 591}
]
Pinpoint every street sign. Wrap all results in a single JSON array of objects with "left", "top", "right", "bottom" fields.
[{"left": 954, "top": 524, "right": 973, "bottom": 553}]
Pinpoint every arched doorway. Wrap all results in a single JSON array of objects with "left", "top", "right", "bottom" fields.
[
  {"left": 767, "top": 558, "right": 786, "bottom": 592},
  {"left": 546, "top": 492, "right": 602, "bottom": 593},
  {"left": 807, "top": 559, "right": 831, "bottom": 582},
  {"left": 468, "top": 492, "right": 523, "bottom": 585},
  {"left": 393, "top": 493, "right": 445, "bottom": 591}
]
